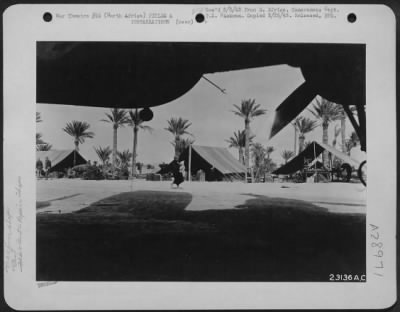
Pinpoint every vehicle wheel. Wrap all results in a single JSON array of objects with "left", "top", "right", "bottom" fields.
[{"left": 358, "top": 160, "right": 367, "bottom": 186}]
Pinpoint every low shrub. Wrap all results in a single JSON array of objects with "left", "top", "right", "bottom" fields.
[{"left": 82, "top": 165, "right": 105, "bottom": 180}]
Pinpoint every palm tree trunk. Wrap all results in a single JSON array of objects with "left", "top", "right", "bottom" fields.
[
  {"left": 175, "top": 136, "right": 180, "bottom": 158},
  {"left": 340, "top": 114, "right": 346, "bottom": 153},
  {"left": 112, "top": 124, "right": 117, "bottom": 176},
  {"left": 132, "top": 126, "right": 138, "bottom": 177},
  {"left": 244, "top": 119, "right": 250, "bottom": 168},
  {"left": 322, "top": 122, "right": 329, "bottom": 168},
  {"left": 102, "top": 160, "right": 107, "bottom": 179},
  {"left": 238, "top": 147, "right": 244, "bottom": 164},
  {"left": 74, "top": 140, "right": 79, "bottom": 166},
  {"left": 298, "top": 134, "right": 305, "bottom": 153}
]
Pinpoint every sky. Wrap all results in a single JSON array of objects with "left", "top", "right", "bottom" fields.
[{"left": 36, "top": 64, "right": 356, "bottom": 167}]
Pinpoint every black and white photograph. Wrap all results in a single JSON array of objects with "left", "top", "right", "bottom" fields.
[
  {"left": 36, "top": 41, "right": 367, "bottom": 282},
  {"left": 3, "top": 4, "right": 396, "bottom": 310}
]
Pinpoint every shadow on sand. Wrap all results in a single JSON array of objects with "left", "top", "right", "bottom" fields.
[
  {"left": 36, "top": 193, "right": 82, "bottom": 209},
  {"left": 37, "top": 190, "right": 365, "bottom": 281}
]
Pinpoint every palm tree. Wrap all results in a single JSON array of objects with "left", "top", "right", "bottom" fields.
[
  {"left": 37, "top": 143, "right": 52, "bottom": 151},
  {"left": 117, "top": 150, "right": 132, "bottom": 169},
  {"left": 232, "top": 99, "right": 266, "bottom": 170},
  {"left": 36, "top": 112, "right": 45, "bottom": 150},
  {"left": 128, "top": 109, "right": 153, "bottom": 177},
  {"left": 266, "top": 146, "right": 275, "bottom": 160},
  {"left": 94, "top": 146, "right": 111, "bottom": 164},
  {"left": 101, "top": 108, "right": 130, "bottom": 175},
  {"left": 36, "top": 133, "right": 45, "bottom": 145},
  {"left": 36, "top": 112, "right": 42, "bottom": 123},
  {"left": 344, "top": 131, "right": 360, "bottom": 155},
  {"left": 136, "top": 162, "right": 144, "bottom": 174},
  {"left": 146, "top": 164, "right": 155, "bottom": 170},
  {"left": 165, "top": 117, "right": 192, "bottom": 157},
  {"left": 226, "top": 130, "right": 255, "bottom": 164},
  {"left": 309, "top": 96, "right": 342, "bottom": 167},
  {"left": 63, "top": 120, "right": 94, "bottom": 166},
  {"left": 251, "top": 143, "right": 267, "bottom": 182},
  {"left": 332, "top": 124, "right": 341, "bottom": 148},
  {"left": 94, "top": 146, "right": 112, "bottom": 177},
  {"left": 291, "top": 122, "right": 298, "bottom": 154},
  {"left": 281, "top": 150, "right": 295, "bottom": 164},
  {"left": 337, "top": 105, "right": 357, "bottom": 153},
  {"left": 349, "top": 131, "right": 360, "bottom": 145},
  {"left": 294, "top": 117, "right": 318, "bottom": 153},
  {"left": 265, "top": 158, "right": 277, "bottom": 173},
  {"left": 172, "top": 137, "right": 195, "bottom": 157}
]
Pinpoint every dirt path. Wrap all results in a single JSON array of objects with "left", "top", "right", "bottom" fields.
[{"left": 37, "top": 179, "right": 366, "bottom": 214}]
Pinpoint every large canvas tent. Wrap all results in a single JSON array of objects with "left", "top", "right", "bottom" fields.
[
  {"left": 179, "top": 145, "right": 246, "bottom": 181},
  {"left": 36, "top": 150, "right": 87, "bottom": 173},
  {"left": 273, "top": 141, "right": 360, "bottom": 175}
]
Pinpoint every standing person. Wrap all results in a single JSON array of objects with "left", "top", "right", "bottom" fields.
[
  {"left": 169, "top": 156, "right": 184, "bottom": 188},
  {"left": 36, "top": 158, "right": 43, "bottom": 178},
  {"left": 44, "top": 156, "right": 51, "bottom": 180}
]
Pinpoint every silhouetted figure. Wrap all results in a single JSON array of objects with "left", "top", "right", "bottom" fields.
[
  {"left": 36, "top": 158, "right": 43, "bottom": 178},
  {"left": 169, "top": 156, "right": 184, "bottom": 188},
  {"left": 44, "top": 157, "right": 52, "bottom": 179}
]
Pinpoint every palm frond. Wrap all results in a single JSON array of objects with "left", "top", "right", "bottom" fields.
[
  {"left": 37, "top": 143, "right": 52, "bottom": 151},
  {"left": 128, "top": 110, "right": 154, "bottom": 133},
  {"left": 281, "top": 150, "right": 295, "bottom": 162},
  {"left": 102, "top": 109, "right": 129, "bottom": 127},
  {"left": 117, "top": 149, "right": 132, "bottom": 166},
  {"left": 36, "top": 133, "right": 45, "bottom": 145},
  {"left": 94, "top": 146, "right": 112, "bottom": 163},
  {"left": 232, "top": 99, "right": 266, "bottom": 120},
  {"left": 36, "top": 112, "right": 42, "bottom": 123},
  {"left": 165, "top": 117, "right": 192, "bottom": 137},
  {"left": 309, "top": 97, "right": 342, "bottom": 123},
  {"left": 63, "top": 120, "right": 95, "bottom": 144},
  {"left": 295, "top": 117, "right": 318, "bottom": 134},
  {"left": 266, "top": 146, "right": 275, "bottom": 155},
  {"left": 226, "top": 130, "right": 254, "bottom": 149}
]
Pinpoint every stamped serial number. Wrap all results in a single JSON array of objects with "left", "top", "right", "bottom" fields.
[
  {"left": 329, "top": 274, "right": 366, "bottom": 282},
  {"left": 370, "top": 224, "right": 384, "bottom": 277}
]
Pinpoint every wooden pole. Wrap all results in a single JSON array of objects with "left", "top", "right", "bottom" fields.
[
  {"left": 188, "top": 144, "right": 192, "bottom": 182},
  {"left": 313, "top": 142, "right": 317, "bottom": 182},
  {"left": 313, "top": 143, "right": 316, "bottom": 169}
]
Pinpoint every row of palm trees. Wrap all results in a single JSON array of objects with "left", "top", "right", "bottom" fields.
[
  {"left": 37, "top": 108, "right": 195, "bottom": 177},
  {"left": 93, "top": 146, "right": 136, "bottom": 176},
  {"left": 227, "top": 96, "right": 359, "bottom": 173},
  {"left": 227, "top": 99, "right": 267, "bottom": 171},
  {"left": 100, "top": 108, "right": 153, "bottom": 176},
  {"left": 61, "top": 108, "right": 154, "bottom": 176},
  {"left": 37, "top": 95, "right": 359, "bottom": 178}
]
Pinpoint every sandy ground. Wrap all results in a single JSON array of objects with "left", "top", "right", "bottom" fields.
[{"left": 36, "top": 179, "right": 366, "bottom": 214}]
